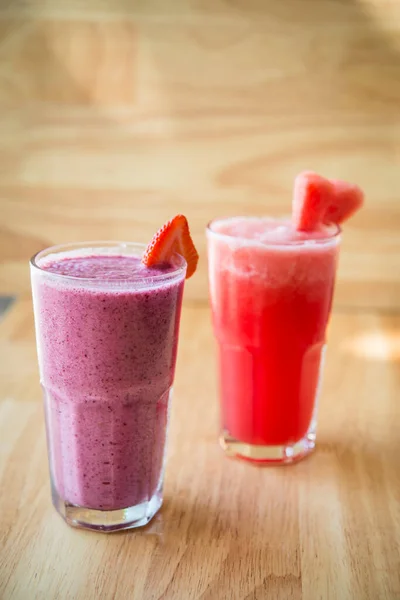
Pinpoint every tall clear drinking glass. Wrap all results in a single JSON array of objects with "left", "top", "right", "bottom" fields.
[
  {"left": 31, "top": 242, "right": 186, "bottom": 531},
  {"left": 206, "top": 217, "right": 341, "bottom": 464}
]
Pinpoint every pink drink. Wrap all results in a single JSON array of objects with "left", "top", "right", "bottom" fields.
[
  {"left": 207, "top": 217, "right": 340, "bottom": 463},
  {"left": 31, "top": 243, "right": 185, "bottom": 530}
]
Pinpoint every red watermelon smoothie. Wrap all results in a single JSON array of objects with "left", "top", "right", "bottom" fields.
[
  {"left": 207, "top": 217, "right": 341, "bottom": 463},
  {"left": 31, "top": 242, "right": 186, "bottom": 530}
]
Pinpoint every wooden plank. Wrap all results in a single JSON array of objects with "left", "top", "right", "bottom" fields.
[
  {"left": 0, "top": 8, "right": 399, "bottom": 307},
  {"left": 0, "top": 0, "right": 399, "bottom": 21},
  {"left": 0, "top": 300, "right": 399, "bottom": 599},
  {"left": 1, "top": 183, "right": 399, "bottom": 308}
]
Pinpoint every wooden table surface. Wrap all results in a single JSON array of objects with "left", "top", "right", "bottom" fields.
[
  {"left": 1, "top": 298, "right": 399, "bottom": 599},
  {"left": 1, "top": 0, "right": 400, "bottom": 597},
  {"left": 1, "top": 0, "right": 400, "bottom": 309}
]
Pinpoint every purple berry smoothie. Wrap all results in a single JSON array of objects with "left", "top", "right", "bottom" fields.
[{"left": 31, "top": 247, "right": 185, "bottom": 513}]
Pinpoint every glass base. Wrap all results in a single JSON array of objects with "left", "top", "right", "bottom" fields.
[
  {"left": 220, "top": 429, "right": 316, "bottom": 465},
  {"left": 52, "top": 488, "right": 163, "bottom": 532}
]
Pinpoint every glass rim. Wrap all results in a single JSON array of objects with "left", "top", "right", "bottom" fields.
[
  {"left": 30, "top": 241, "right": 187, "bottom": 284},
  {"left": 206, "top": 216, "right": 341, "bottom": 246}
]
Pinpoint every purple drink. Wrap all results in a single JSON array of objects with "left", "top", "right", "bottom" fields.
[{"left": 31, "top": 242, "right": 186, "bottom": 531}]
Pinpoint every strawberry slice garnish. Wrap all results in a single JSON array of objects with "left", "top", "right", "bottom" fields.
[{"left": 142, "top": 214, "right": 199, "bottom": 279}]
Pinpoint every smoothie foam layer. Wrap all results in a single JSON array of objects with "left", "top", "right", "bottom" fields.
[
  {"left": 211, "top": 216, "right": 338, "bottom": 245},
  {"left": 33, "top": 252, "right": 185, "bottom": 510},
  {"left": 39, "top": 252, "right": 177, "bottom": 281},
  {"left": 208, "top": 217, "right": 340, "bottom": 290}
]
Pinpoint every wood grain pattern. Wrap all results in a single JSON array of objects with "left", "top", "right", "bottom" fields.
[
  {"left": 1, "top": 5, "right": 399, "bottom": 595},
  {"left": 0, "top": 0, "right": 400, "bottom": 307},
  {"left": 0, "top": 299, "right": 399, "bottom": 599}
]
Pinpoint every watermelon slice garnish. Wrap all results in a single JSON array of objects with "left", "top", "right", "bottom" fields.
[
  {"left": 142, "top": 214, "right": 199, "bottom": 279},
  {"left": 292, "top": 172, "right": 335, "bottom": 231},
  {"left": 324, "top": 179, "right": 364, "bottom": 225},
  {"left": 292, "top": 171, "right": 364, "bottom": 231}
]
